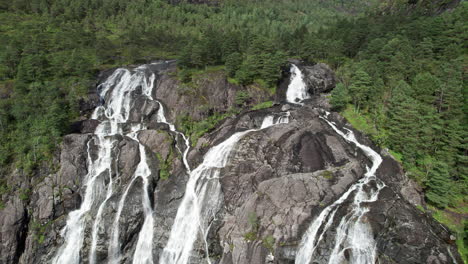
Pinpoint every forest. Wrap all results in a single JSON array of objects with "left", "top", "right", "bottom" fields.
[{"left": 0, "top": 0, "right": 466, "bottom": 258}]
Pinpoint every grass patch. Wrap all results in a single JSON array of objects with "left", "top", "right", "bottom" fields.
[
  {"left": 177, "top": 109, "right": 240, "bottom": 147},
  {"left": 320, "top": 170, "right": 334, "bottom": 179},
  {"left": 342, "top": 105, "right": 379, "bottom": 138},
  {"left": 388, "top": 150, "right": 403, "bottom": 163},
  {"left": 262, "top": 235, "right": 275, "bottom": 253},
  {"left": 156, "top": 149, "right": 174, "bottom": 180},
  {"left": 244, "top": 212, "right": 260, "bottom": 242},
  {"left": 178, "top": 65, "right": 226, "bottom": 81},
  {"left": 227, "top": 77, "right": 240, "bottom": 85},
  {"left": 252, "top": 78, "right": 276, "bottom": 95},
  {"left": 252, "top": 101, "right": 273, "bottom": 110},
  {"left": 428, "top": 202, "right": 468, "bottom": 262}
]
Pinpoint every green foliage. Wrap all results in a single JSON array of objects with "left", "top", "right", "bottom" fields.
[
  {"left": 320, "top": 170, "right": 334, "bottom": 180},
  {"left": 251, "top": 101, "right": 273, "bottom": 110},
  {"left": 342, "top": 105, "right": 382, "bottom": 144},
  {"left": 328, "top": 3, "right": 467, "bottom": 211},
  {"left": 225, "top": 52, "right": 242, "bottom": 78},
  {"left": 330, "top": 83, "right": 349, "bottom": 111},
  {"left": 30, "top": 220, "right": 51, "bottom": 244},
  {"left": 429, "top": 202, "right": 468, "bottom": 262},
  {"left": 248, "top": 212, "right": 259, "bottom": 232},
  {"left": 19, "top": 188, "right": 30, "bottom": 201},
  {"left": 156, "top": 153, "right": 171, "bottom": 180},
  {"left": 349, "top": 69, "right": 372, "bottom": 111},
  {"left": 244, "top": 212, "right": 260, "bottom": 242},
  {"left": 235, "top": 91, "right": 250, "bottom": 107},
  {"left": 262, "top": 235, "right": 275, "bottom": 253},
  {"left": 425, "top": 162, "right": 452, "bottom": 208},
  {"left": 243, "top": 231, "right": 257, "bottom": 242},
  {"left": 177, "top": 109, "right": 239, "bottom": 147}
]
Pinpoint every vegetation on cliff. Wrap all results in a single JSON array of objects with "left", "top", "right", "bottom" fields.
[{"left": 0, "top": 0, "right": 466, "bottom": 259}]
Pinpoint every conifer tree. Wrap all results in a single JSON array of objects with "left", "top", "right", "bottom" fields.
[
  {"left": 425, "top": 161, "right": 452, "bottom": 208},
  {"left": 330, "top": 83, "right": 350, "bottom": 111},
  {"left": 349, "top": 69, "right": 372, "bottom": 111}
]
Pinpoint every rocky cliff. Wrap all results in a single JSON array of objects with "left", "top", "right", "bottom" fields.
[{"left": 0, "top": 61, "right": 462, "bottom": 264}]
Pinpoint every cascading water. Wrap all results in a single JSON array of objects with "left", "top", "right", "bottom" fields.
[
  {"left": 286, "top": 64, "right": 310, "bottom": 104},
  {"left": 53, "top": 63, "right": 191, "bottom": 264},
  {"left": 295, "top": 112, "right": 385, "bottom": 264},
  {"left": 156, "top": 102, "right": 191, "bottom": 172},
  {"left": 107, "top": 125, "right": 155, "bottom": 264},
  {"left": 284, "top": 64, "right": 384, "bottom": 263},
  {"left": 53, "top": 68, "right": 138, "bottom": 264},
  {"left": 160, "top": 113, "right": 290, "bottom": 264}
]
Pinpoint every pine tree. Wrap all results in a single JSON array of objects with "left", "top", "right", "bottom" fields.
[
  {"left": 225, "top": 52, "right": 242, "bottom": 78},
  {"left": 190, "top": 42, "right": 206, "bottom": 69},
  {"left": 412, "top": 72, "right": 439, "bottom": 105},
  {"left": 330, "top": 83, "right": 349, "bottom": 111},
  {"left": 386, "top": 81, "right": 420, "bottom": 163},
  {"left": 349, "top": 69, "right": 372, "bottom": 111},
  {"left": 425, "top": 161, "right": 452, "bottom": 208}
]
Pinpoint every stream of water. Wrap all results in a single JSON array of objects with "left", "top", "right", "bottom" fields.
[
  {"left": 160, "top": 113, "right": 290, "bottom": 264},
  {"left": 53, "top": 63, "right": 191, "bottom": 264}
]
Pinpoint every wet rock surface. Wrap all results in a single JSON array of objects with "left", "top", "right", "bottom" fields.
[{"left": 0, "top": 62, "right": 462, "bottom": 264}]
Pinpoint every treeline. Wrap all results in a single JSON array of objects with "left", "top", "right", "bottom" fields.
[
  {"left": 327, "top": 4, "right": 467, "bottom": 208},
  {"left": 0, "top": 0, "right": 369, "bottom": 172}
]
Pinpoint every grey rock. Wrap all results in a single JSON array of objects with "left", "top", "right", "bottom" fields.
[
  {"left": 155, "top": 67, "right": 271, "bottom": 125},
  {"left": 117, "top": 136, "right": 141, "bottom": 186},
  {"left": 0, "top": 196, "right": 27, "bottom": 264},
  {"left": 281, "top": 104, "right": 291, "bottom": 111},
  {"left": 301, "top": 63, "right": 336, "bottom": 95},
  {"left": 138, "top": 130, "right": 172, "bottom": 161},
  {"left": 70, "top": 119, "right": 100, "bottom": 134}
]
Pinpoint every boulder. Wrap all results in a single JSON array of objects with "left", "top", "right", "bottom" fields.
[{"left": 301, "top": 63, "right": 336, "bottom": 95}]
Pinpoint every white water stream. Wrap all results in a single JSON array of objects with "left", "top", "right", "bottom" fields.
[
  {"left": 284, "top": 64, "right": 385, "bottom": 263},
  {"left": 54, "top": 62, "right": 385, "bottom": 264},
  {"left": 54, "top": 63, "right": 191, "bottom": 264},
  {"left": 286, "top": 64, "right": 310, "bottom": 104},
  {"left": 160, "top": 113, "right": 289, "bottom": 264},
  {"left": 295, "top": 112, "right": 385, "bottom": 264}
]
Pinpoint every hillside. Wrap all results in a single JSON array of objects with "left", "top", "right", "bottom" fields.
[{"left": 0, "top": 0, "right": 466, "bottom": 263}]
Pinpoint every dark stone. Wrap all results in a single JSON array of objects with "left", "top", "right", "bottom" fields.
[{"left": 70, "top": 119, "right": 100, "bottom": 134}]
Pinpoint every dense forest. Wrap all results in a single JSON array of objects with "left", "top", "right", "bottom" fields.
[
  {"left": 0, "top": 0, "right": 367, "bottom": 173},
  {"left": 0, "top": 0, "right": 466, "bottom": 259}
]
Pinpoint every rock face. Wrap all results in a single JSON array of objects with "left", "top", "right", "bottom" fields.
[
  {"left": 154, "top": 61, "right": 272, "bottom": 123},
  {"left": 0, "top": 61, "right": 462, "bottom": 264},
  {"left": 194, "top": 106, "right": 460, "bottom": 264},
  {"left": 301, "top": 63, "right": 336, "bottom": 95},
  {"left": 277, "top": 61, "right": 336, "bottom": 102}
]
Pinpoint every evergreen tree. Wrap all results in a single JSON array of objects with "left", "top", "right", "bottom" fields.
[
  {"left": 349, "top": 69, "right": 372, "bottom": 111},
  {"left": 425, "top": 161, "right": 452, "bottom": 208},
  {"left": 412, "top": 72, "right": 439, "bottom": 105},
  {"left": 190, "top": 42, "right": 206, "bottom": 68},
  {"left": 225, "top": 52, "right": 242, "bottom": 78},
  {"left": 330, "top": 83, "right": 349, "bottom": 111}
]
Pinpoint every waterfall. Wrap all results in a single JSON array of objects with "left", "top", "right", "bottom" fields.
[
  {"left": 54, "top": 63, "right": 191, "bottom": 264},
  {"left": 283, "top": 64, "right": 384, "bottom": 263},
  {"left": 160, "top": 113, "right": 290, "bottom": 264},
  {"left": 295, "top": 112, "right": 384, "bottom": 264},
  {"left": 53, "top": 68, "right": 137, "bottom": 264},
  {"left": 129, "top": 138, "right": 154, "bottom": 264},
  {"left": 156, "top": 102, "right": 192, "bottom": 172},
  {"left": 286, "top": 64, "right": 310, "bottom": 104}
]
